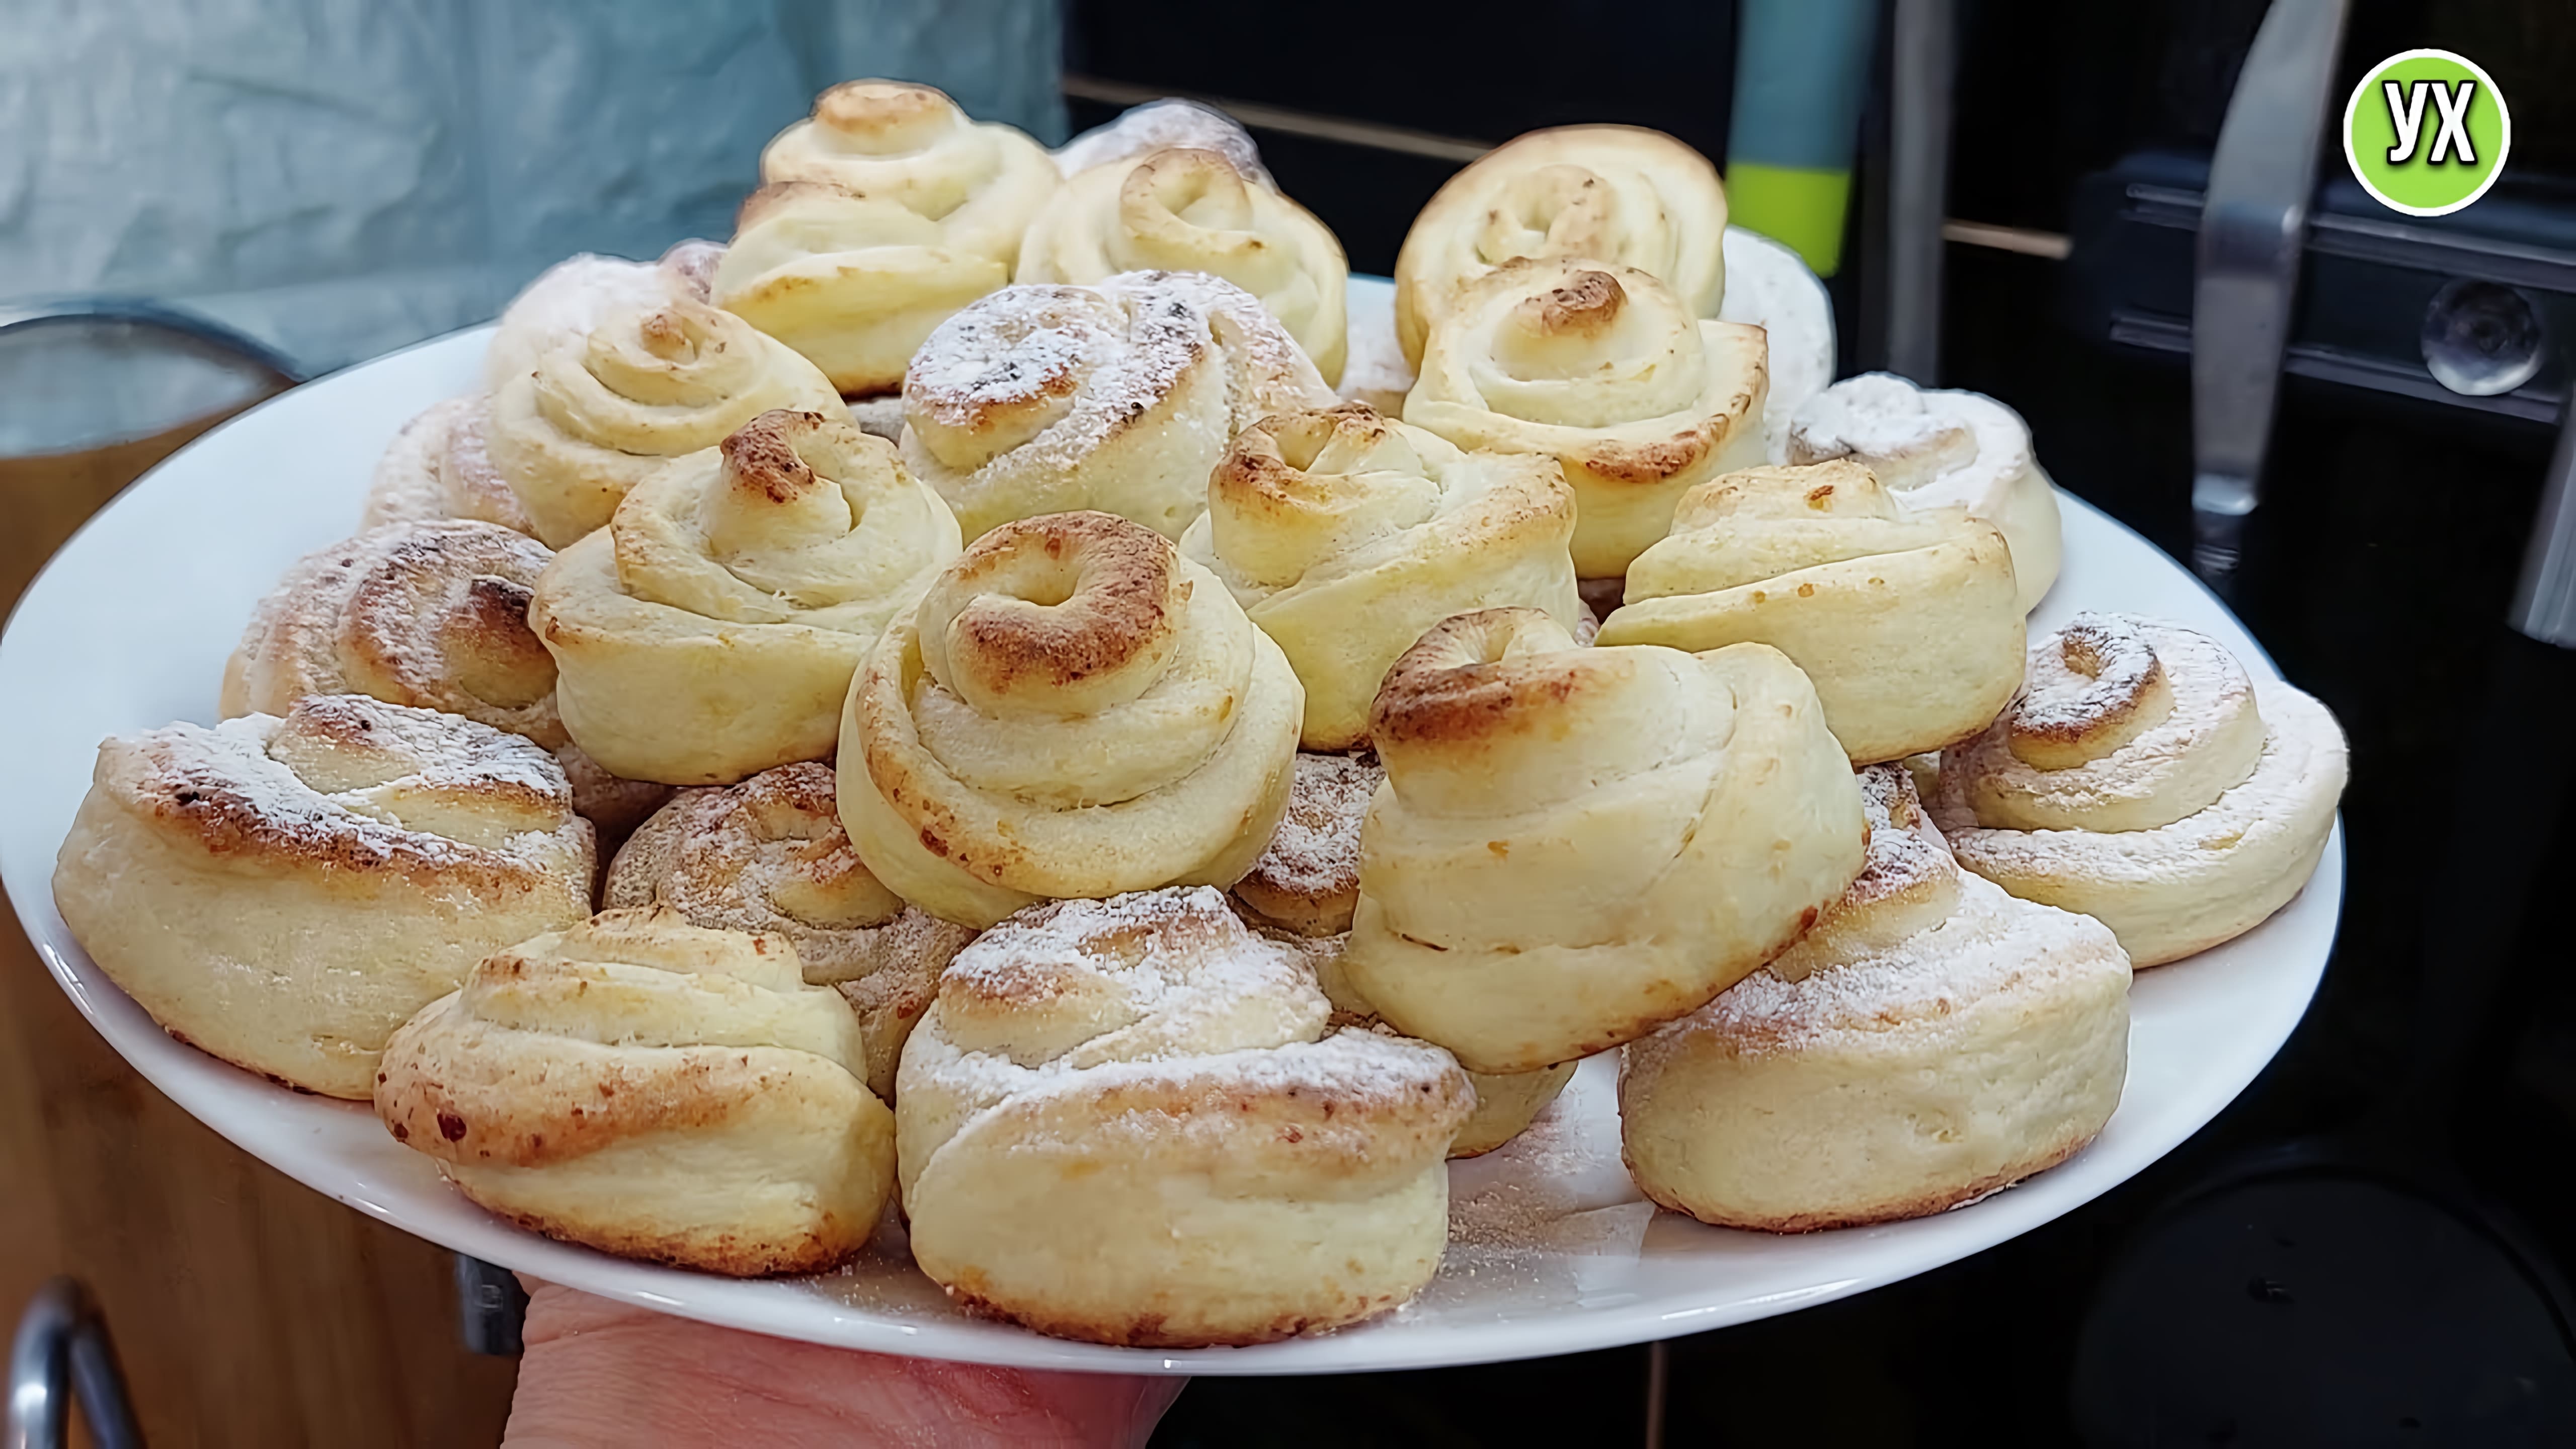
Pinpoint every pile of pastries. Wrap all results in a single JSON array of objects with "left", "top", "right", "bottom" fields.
[{"left": 51, "top": 82, "right": 2349, "bottom": 1349}]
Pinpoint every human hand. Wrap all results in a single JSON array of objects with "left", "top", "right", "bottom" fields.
[{"left": 501, "top": 1280, "right": 1185, "bottom": 1448}]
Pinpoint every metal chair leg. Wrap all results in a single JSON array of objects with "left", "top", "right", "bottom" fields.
[
  {"left": 8, "top": 1277, "right": 143, "bottom": 1449},
  {"left": 454, "top": 1255, "right": 529, "bottom": 1357}
]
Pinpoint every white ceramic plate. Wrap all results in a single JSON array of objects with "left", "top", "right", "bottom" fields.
[{"left": 0, "top": 281, "right": 2340, "bottom": 1376}]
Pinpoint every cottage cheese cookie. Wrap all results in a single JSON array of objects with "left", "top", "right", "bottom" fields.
[
  {"left": 604, "top": 763, "right": 975, "bottom": 1099},
  {"left": 52, "top": 695, "right": 595, "bottom": 1099},
  {"left": 840, "top": 511, "right": 1303, "bottom": 928},
  {"left": 1789, "top": 373, "right": 2063, "bottom": 613},
  {"left": 1340, "top": 608, "right": 1864, "bottom": 1073},
  {"left": 1404, "top": 258, "right": 1768, "bottom": 578},
  {"left": 1180, "top": 404, "right": 1581, "bottom": 750},
  {"left": 1621, "top": 765, "right": 2130, "bottom": 1230},
  {"left": 899, "top": 271, "right": 1334, "bottom": 541},
  {"left": 530, "top": 409, "right": 960, "bottom": 785},
  {"left": 896, "top": 888, "right": 1470, "bottom": 1345},
  {"left": 1600, "top": 459, "right": 2024, "bottom": 763},
  {"left": 376, "top": 908, "right": 894, "bottom": 1275},
  {"left": 1927, "top": 614, "right": 2347, "bottom": 965}
]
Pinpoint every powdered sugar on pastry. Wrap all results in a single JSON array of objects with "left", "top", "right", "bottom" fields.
[{"left": 1232, "top": 750, "right": 1381, "bottom": 936}]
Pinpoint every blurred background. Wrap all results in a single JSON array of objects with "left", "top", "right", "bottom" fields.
[{"left": 6, "top": 0, "right": 2575, "bottom": 1443}]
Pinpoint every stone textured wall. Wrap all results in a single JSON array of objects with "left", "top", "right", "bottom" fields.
[{"left": 0, "top": 0, "right": 1065, "bottom": 372}]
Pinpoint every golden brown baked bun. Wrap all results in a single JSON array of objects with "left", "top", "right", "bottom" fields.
[
  {"left": 1053, "top": 98, "right": 1270, "bottom": 187},
  {"left": 1403, "top": 258, "right": 1769, "bottom": 579},
  {"left": 1788, "top": 372, "right": 2063, "bottom": 614},
  {"left": 1230, "top": 749, "right": 1381, "bottom": 938},
  {"left": 1599, "top": 459, "right": 2026, "bottom": 764},
  {"left": 376, "top": 908, "right": 894, "bottom": 1276},
  {"left": 530, "top": 409, "right": 961, "bottom": 786},
  {"left": 361, "top": 396, "right": 539, "bottom": 536},
  {"left": 52, "top": 695, "right": 596, "bottom": 1099},
  {"left": 1340, "top": 608, "right": 1865, "bottom": 1074},
  {"left": 712, "top": 180, "right": 1012, "bottom": 397},
  {"left": 487, "top": 298, "right": 846, "bottom": 547},
  {"left": 1620, "top": 765, "right": 2131, "bottom": 1231},
  {"left": 1019, "top": 146, "right": 1349, "bottom": 384},
  {"left": 1394, "top": 125, "right": 1727, "bottom": 369},
  {"left": 603, "top": 763, "right": 976, "bottom": 1100},
  {"left": 896, "top": 888, "right": 1471, "bottom": 1345},
  {"left": 484, "top": 242, "right": 721, "bottom": 392},
  {"left": 219, "top": 519, "right": 672, "bottom": 842},
  {"left": 1927, "top": 613, "right": 2348, "bottom": 966},
  {"left": 840, "top": 510, "right": 1304, "bottom": 928},
  {"left": 1178, "top": 404, "right": 1583, "bottom": 750},
  {"left": 899, "top": 271, "right": 1335, "bottom": 542},
  {"left": 758, "top": 79, "right": 1058, "bottom": 268}
]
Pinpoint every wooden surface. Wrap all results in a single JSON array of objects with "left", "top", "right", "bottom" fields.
[{"left": 2, "top": 406, "right": 521, "bottom": 1446}]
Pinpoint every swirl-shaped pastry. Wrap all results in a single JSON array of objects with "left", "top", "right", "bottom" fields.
[
  {"left": 899, "top": 271, "right": 1335, "bottom": 541},
  {"left": 1599, "top": 459, "right": 2025, "bottom": 763},
  {"left": 51, "top": 695, "right": 595, "bottom": 1099},
  {"left": 1621, "top": 765, "right": 2130, "bottom": 1231},
  {"left": 1927, "top": 614, "right": 2347, "bottom": 965},
  {"left": 759, "top": 79, "right": 1058, "bottom": 265},
  {"left": 1788, "top": 372, "right": 2063, "bottom": 614},
  {"left": 1054, "top": 99, "right": 1270, "bottom": 186},
  {"left": 896, "top": 888, "right": 1471, "bottom": 1345},
  {"left": 486, "top": 298, "right": 845, "bottom": 547},
  {"left": 603, "top": 763, "right": 976, "bottom": 1100},
  {"left": 1018, "top": 147, "right": 1349, "bottom": 385},
  {"left": 223, "top": 521, "right": 564, "bottom": 745},
  {"left": 530, "top": 409, "right": 962, "bottom": 786},
  {"left": 1179, "top": 404, "right": 1582, "bottom": 750},
  {"left": 1260, "top": 925, "right": 1576, "bottom": 1162},
  {"left": 219, "top": 519, "right": 673, "bottom": 842},
  {"left": 375, "top": 908, "right": 894, "bottom": 1275},
  {"left": 1230, "top": 749, "right": 1381, "bottom": 938},
  {"left": 1341, "top": 609, "right": 1865, "bottom": 1074},
  {"left": 712, "top": 180, "right": 1013, "bottom": 398},
  {"left": 1404, "top": 258, "right": 1769, "bottom": 579},
  {"left": 361, "top": 396, "right": 539, "bottom": 536},
  {"left": 840, "top": 511, "right": 1304, "bottom": 928},
  {"left": 483, "top": 241, "right": 722, "bottom": 392},
  {"left": 1394, "top": 125, "right": 1728, "bottom": 369}
]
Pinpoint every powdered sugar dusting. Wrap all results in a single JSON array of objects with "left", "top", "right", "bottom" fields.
[
  {"left": 1053, "top": 100, "right": 1271, "bottom": 187},
  {"left": 1234, "top": 750, "right": 1379, "bottom": 931}
]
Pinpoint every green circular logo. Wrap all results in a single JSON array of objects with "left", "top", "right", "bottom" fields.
[{"left": 2344, "top": 49, "right": 2511, "bottom": 217}]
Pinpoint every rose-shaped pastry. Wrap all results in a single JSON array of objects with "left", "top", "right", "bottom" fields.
[
  {"left": 1788, "top": 372, "right": 2063, "bottom": 614},
  {"left": 483, "top": 240, "right": 722, "bottom": 392},
  {"left": 530, "top": 410, "right": 961, "bottom": 786},
  {"left": 840, "top": 511, "right": 1304, "bottom": 929},
  {"left": 1621, "top": 765, "right": 2130, "bottom": 1231},
  {"left": 1181, "top": 404, "right": 1582, "bottom": 749},
  {"left": 219, "top": 519, "right": 674, "bottom": 842},
  {"left": 1230, "top": 749, "right": 1381, "bottom": 938},
  {"left": 759, "top": 78, "right": 1057, "bottom": 265},
  {"left": 1018, "top": 147, "right": 1350, "bottom": 384},
  {"left": 896, "top": 888, "right": 1471, "bottom": 1345},
  {"left": 52, "top": 695, "right": 595, "bottom": 1099},
  {"left": 1404, "top": 258, "right": 1769, "bottom": 579},
  {"left": 712, "top": 181, "right": 1016, "bottom": 397},
  {"left": 1927, "top": 614, "right": 2348, "bottom": 965},
  {"left": 1341, "top": 608, "right": 1865, "bottom": 1074},
  {"left": 900, "top": 271, "right": 1335, "bottom": 541},
  {"left": 1394, "top": 125, "right": 1728, "bottom": 368},
  {"left": 376, "top": 909, "right": 894, "bottom": 1275},
  {"left": 1599, "top": 459, "right": 2025, "bottom": 763},
  {"left": 486, "top": 298, "right": 846, "bottom": 547},
  {"left": 1052, "top": 98, "right": 1271, "bottom": 187},
  {"left": 361, "top": 396, "right": 540, "bottom": 536},
  {"left": 604, "top": 763, "right": 977, "bottom": 1100}
]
